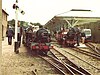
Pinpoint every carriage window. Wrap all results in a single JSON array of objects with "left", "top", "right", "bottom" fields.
[{"left": 85, "top": 31, "right": 91, "bottom": 35}]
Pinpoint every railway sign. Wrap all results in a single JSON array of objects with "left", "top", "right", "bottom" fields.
[
  {"left": 13, "top": 0, "right": 25, "bottom": 54},
  {"left": 13, "top": 4, "right": 25, "bottom": 15}
]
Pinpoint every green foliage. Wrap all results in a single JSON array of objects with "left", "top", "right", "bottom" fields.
[
  {"left": 8, "top": 19, "right": 28, "bottom": 27},
  {"left": 8, "top": 19, "right": 15, "bottom": 27},
  {"left": 8, "top": 19, "right": 42, "bottom": 28},
  {"left": 30, "top": 22, "right": 41, "bottom": 26}
]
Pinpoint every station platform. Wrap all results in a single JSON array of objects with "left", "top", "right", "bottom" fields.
[{"left": 2, "top": 37, "right": 27, "bottom": 53}]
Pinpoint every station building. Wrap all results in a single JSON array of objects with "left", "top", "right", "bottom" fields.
[
  {"left": 2, "top": 9, "right": 9, "bottom": 40},
  {"left": 45, "top": 10, "right": 100, "bottom": 43}
]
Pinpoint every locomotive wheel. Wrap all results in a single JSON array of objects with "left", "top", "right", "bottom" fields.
[
  {"left": 70, "top": 44, "right": 74, "bottom": 47},
  {"left": 37, "top": 50, "right": 42, "bottom": 55},
  {"left": 68, "top": 44, "right": 74, "bottom": 47},
  {"left": 43, "top": 51, "right": 48, "bottom": 55},
  {"left": 38, "top": 50, "right": 48, "bottom": 55},
  {"left": 67, "top": 43, "right": 70, "bottom": 47}
]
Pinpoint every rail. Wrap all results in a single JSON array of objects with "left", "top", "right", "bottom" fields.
[{"left": 49, "top": 48, "right": 91, "bottom": 75}]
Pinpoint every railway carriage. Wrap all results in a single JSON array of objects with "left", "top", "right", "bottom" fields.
[{"left": 82, "top": 29, "right": 92, "bottom": 42}]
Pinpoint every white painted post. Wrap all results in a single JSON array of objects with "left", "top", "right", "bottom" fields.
[{"left": 14, "top": 0, "right": 19, "bottom": 53}]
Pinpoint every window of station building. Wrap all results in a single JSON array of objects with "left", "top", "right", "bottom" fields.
[{"left": 5, "top": 15, "right": 7, "bottom": 21}]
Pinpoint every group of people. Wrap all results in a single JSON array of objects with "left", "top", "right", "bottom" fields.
[{"left": 6, "top": 21, "right": 22, "bottom": 48}]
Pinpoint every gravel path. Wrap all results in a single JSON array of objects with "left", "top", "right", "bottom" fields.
[{"left": 1, "top": 38, "right": 58, "bottom": 75}]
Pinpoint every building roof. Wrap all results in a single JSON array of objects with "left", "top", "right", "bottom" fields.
[
  {"left": 56, "top": 9, "right": 100, "bottom": 17},
  {"left": 45, "top": 9, "right": 100, "bottom": 27},
  {"left": 2, "top": 9, "right": 9, "bottom": 16}
]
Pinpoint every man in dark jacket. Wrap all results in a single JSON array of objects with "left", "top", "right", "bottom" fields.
[
  {"left": 6, "top": 26, "right": 14, "bottom": 45},
  {"left": 74, "top": 27, "right": 81, "bottom": 46}
]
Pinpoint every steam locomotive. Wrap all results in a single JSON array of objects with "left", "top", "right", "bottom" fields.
[
  {"left": 23, "top": 26, "right": 51, "bottom": 55},
  {"left": 56, "top": 27, "right": 78, "bottom": 47},
  {"left": 56, "top": 27, "right": 92, "bottom": 47}
]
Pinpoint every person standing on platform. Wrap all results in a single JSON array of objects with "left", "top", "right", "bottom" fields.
[
  {"left": 81, "top": 30, "right": 86, "bottom": 44},
  {"left": 6, "top": 26, "right": 14, "bottom": 45},
  {"left": 74, "top": 27, "right": 81, "bottom": 46},
  {"left": 17, "top": 21, "right": 22, "bottom": 47}
]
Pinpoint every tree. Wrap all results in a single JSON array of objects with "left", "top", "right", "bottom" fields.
[
  {"left": 8, "top": 19, "right": 15, "bottom": 27},
  {"left": 30, "top": 22, "right": 41, "bottom": 26}
]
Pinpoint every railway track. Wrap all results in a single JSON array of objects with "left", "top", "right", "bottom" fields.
[
  {"left": 85, "top": 43, "right": 100, "bottom": 55},
  {"left": 30, "top": 42, "right": 100, "bottom": 75},
  {"left": 39, "top": 55, "right": 72, "bottom": 75},
  {"left": 38, "top": 48, "right": 92, "bottom": 75},
  {"left": 53, "top": 42, "right": 100, "bottom": 60},
  {"left": 49, "top": 48, "right": 91, "bottom": 75},
  {"left": 60, "top": 48, "right": 100, "bottom": 71},
  {"left": 51, "top": 42, "right": 100, "bottom": 74},
  {"left": 71, "top": 47, "right": 100, "bottom": 60}
]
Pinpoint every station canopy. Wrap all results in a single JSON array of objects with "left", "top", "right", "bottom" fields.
[{"left": 55, "top": 9, "right": 100, "bottom": 27}]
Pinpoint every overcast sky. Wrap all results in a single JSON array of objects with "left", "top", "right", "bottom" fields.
[{"left": 2, "top": 0, "right": 100, "bottom": 25}]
